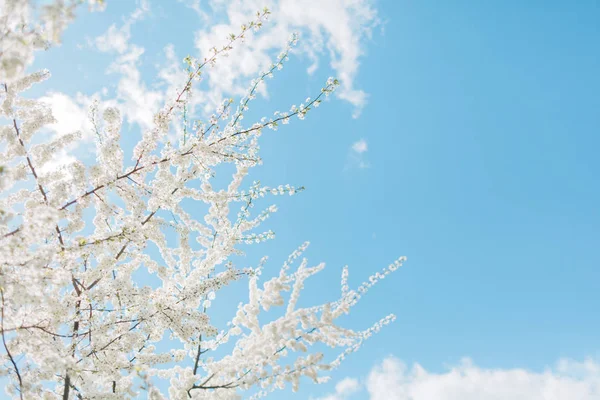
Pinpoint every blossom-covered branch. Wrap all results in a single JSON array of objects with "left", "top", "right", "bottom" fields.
[{"left": 0, "top": 2, "right": 404, "bottom": 399}]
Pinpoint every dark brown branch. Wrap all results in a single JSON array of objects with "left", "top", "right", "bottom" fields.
[
  {"left": 1, "top": 324, "right": 79, "bottom": 338},
  {"left": 83, "top": 320, "right": 142, "bottom": 359},
  {"left": 2, "top": 228, "right": 20, "bottom": 239},
  {"left": 1, "top": 290, "right": 23, "bottom": 400},
  {"left": 4, "top": 84, "right": 65, "bottom": 248}
]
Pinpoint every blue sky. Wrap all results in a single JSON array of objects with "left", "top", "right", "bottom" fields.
[{"left": 29, "top": 0, "right": 600, "bottom": 398}]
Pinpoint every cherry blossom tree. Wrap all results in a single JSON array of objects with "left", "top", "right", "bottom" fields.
[{"left": 0, "top": 1, "right": 405, "bottom": 399}]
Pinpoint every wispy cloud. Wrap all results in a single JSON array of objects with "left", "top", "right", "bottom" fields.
[
  {"left": 352, "top": 138, "right": 368, "bottom": 154},
  {"left": 38, "top": 0, "right": 160, "bottom": 171},
  {"left": 193, "top": 0, "right": 379, "bottom": 117},
  {"left": 176, "top": 0, "right": 209, "bottom": 22},
  {"left": 316, "top": 356, "right": 600, "bottom": 400},
  {"left": 92, "top": 0, "right": 167, "bottom": 130},
  {"left": 346, "top": 138, "right": 369, "bottom": 169},
  {"left": 37, "top": 91, "right": 99, "bottom": 173},
  {"left": 44, "top": 0, "right": 380, "bottom": 158},
  {"left": 94, "top": 0, "right": 149, "bottom": 53},
  {"left": 312, "top": 377, "right": 360, "bottom": 400},
  {"left": 41, "top": 92, "right": 94, "bottom": 140}
]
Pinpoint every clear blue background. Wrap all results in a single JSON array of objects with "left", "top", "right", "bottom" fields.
[{"left": 30, "top": 0, "right": 600, "bottom": 398}]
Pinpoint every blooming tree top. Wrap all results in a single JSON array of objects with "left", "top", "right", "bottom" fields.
[{"left": 0, "top": 1, "right": 404, "bottom": 399}]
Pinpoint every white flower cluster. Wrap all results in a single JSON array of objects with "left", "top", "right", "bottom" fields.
[
  {"left": 0, "top": 3, "right": 404, "bottom": 400},
  {"left": 0, "top": 0, "right": 103, "bottom": 83}
]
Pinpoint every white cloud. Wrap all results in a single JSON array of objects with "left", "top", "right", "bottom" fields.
[
  {"left": 41, "top": 92, "right": 93, "bottom": 139},
  {"left": 84, "top": 0, "right": 379, "bottom": 132},
  {"left": 94, "top": 0, "right": 149, "bottom": 54},
  {"left": 176, "top": 0, "right": 209, "bottom": 22},
  {"left": 72, "top": 0, "right": 379, "bottom": 141},
  {"left": 37, "top": 91, "right": 98, "bottom": 172},
  {"left": 95, "top": 24, "right": 130, "bottom": 54},
  {"left": 104, "top": 45, "right": 164, "bottom": 130},
  {"left": 352, "top": 138, "right": 368, "bottom": 154},
  {"left": 92, "top": 0, "right": 166, "bottom": 130},
  {"left": 313, "top": 377, "right": 360, "bottom": 400},
  {"left": 320, "top": 356, "right": 600, "bottom": 400},
  {"left": 336, "top": 377, "right": 361, "bottom": 394},
  {"left": 193, "top": 0, "right": 379, "bottom": 117},
  {"left": 346, "top": 138, "right": 369, "bottom": 169},
  {"left": 39, "top": 0, "right": 161, "bottom": 168}
]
